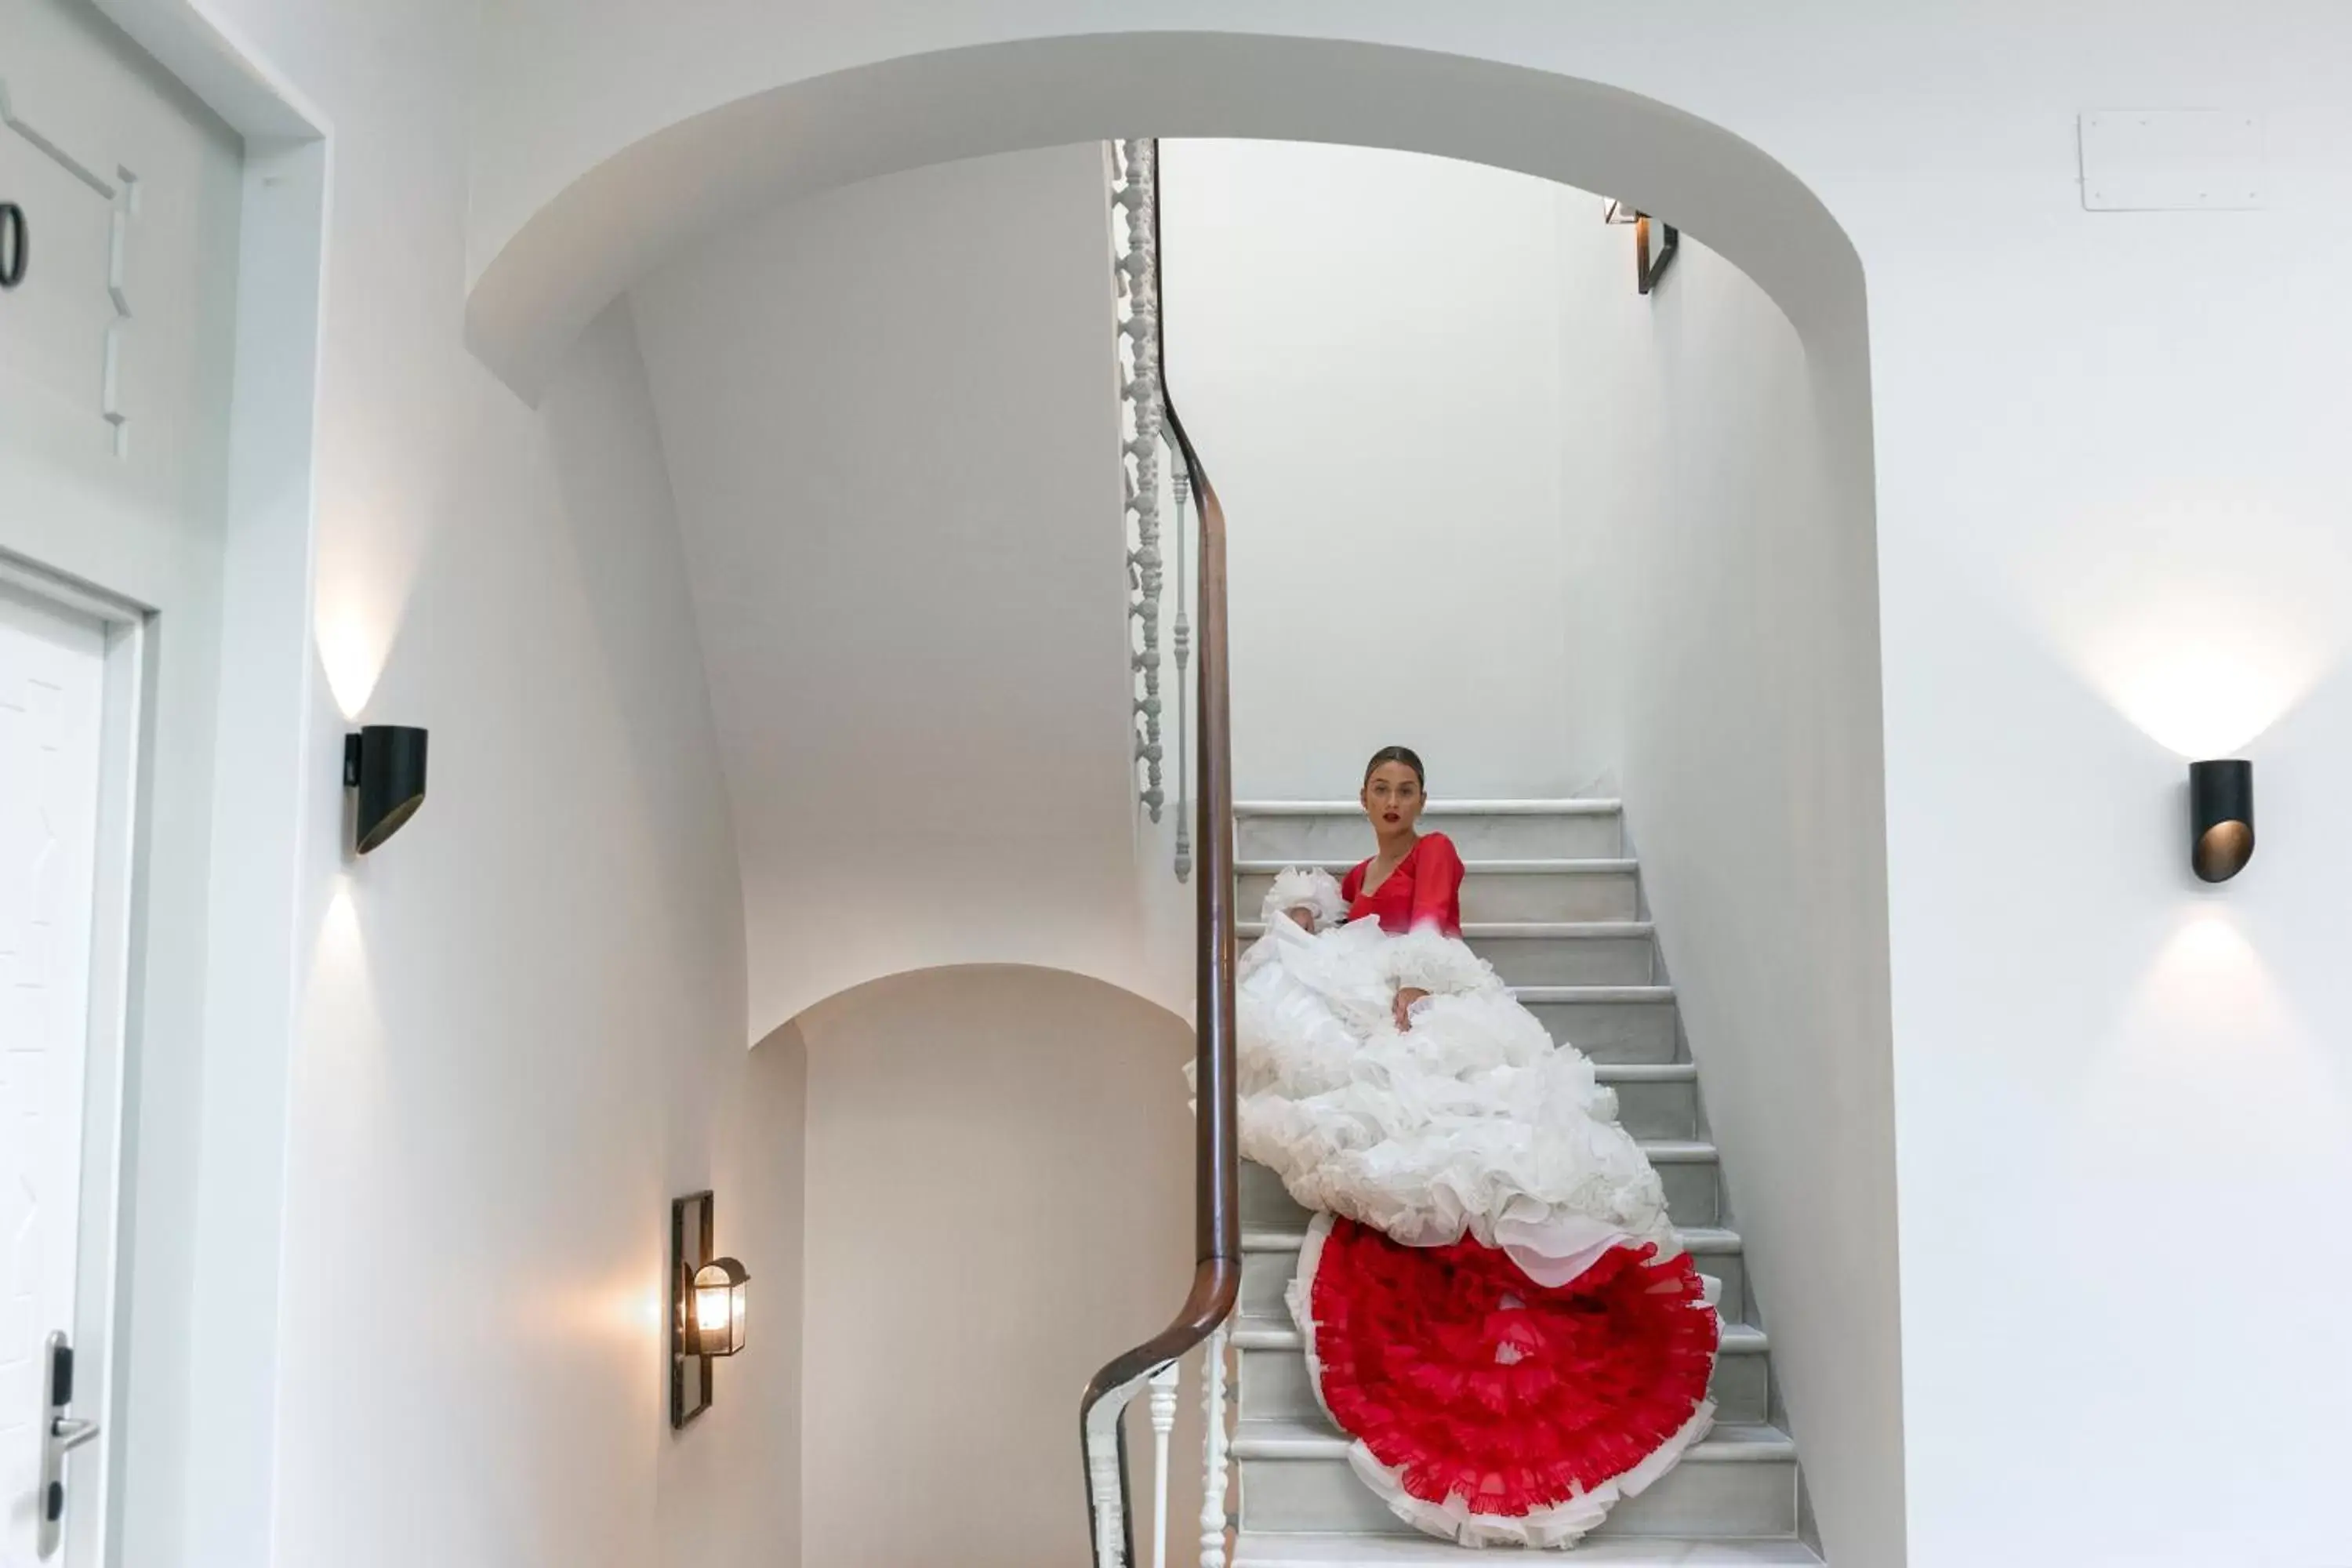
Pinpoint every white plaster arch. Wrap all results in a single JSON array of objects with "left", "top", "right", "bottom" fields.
[
  {"left": 465, "top": 32, "right": 1868, "bottom": 405},
  {"left": 765, "top": 960, "right": 1192, "bottom": 1051}
]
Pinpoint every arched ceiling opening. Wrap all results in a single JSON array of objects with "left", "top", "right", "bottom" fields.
[{"left": 466, "top": 32, "right": 1867, "bottom": 405}]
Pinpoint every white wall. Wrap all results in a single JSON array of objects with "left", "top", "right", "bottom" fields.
[
  {"left": 628, "top": 145, "right": 1190, "bottom": 1039},
  {"left": 1160, "top": 140, "right": 1579, "bottom": 800},
  {"left": 266, "top": 297, "right": 797, "bottom": 1567},
  {"left": 1553, "top": 217, "right": 1900, "bottom": 1565},
  {"left": 794, "top": 966, "right": 1200, "bottom": 1568}
]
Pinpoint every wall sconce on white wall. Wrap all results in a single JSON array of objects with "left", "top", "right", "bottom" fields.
[
  {"left": 343, "top": 724, "right": 427, "bottom": 853},
  {"left": 671, "top": 1191, "right": 749, "bottom": 1428},
  {"left": 686, "top": 1258, "right": 750, "bottom": 1357},
  {"left": 1602, "top": 198, "right": 1679, "bottom": 295},
  {"left": 2190, "top": 759, "right": 2255, "bottom": 883}
]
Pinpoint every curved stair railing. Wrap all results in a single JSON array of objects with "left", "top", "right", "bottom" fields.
[{"left": 1084, "top": 137, "right": 1240, "bottom": 1568}]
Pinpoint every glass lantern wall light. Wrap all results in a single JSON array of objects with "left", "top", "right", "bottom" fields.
[{"left": 670, "top": 1190, "right": 750, "bottom": 1428}]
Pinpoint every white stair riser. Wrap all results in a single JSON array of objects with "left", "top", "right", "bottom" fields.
[
  {"left": 1240, "top": 1245, "right": 1748, "bottom": 1329},
  {"left": 1522, "top": 998, "right": 1677, "bottom": 1062},
  {"left": 1477, "top": 935, "right": 1653, "bottom": 987},
  {"left": 1242, "top": 1159, "right": 1720, "bottom": 1236},
  {"left": 1238, "top": 1453, "right": 1797, "bottom": 1539},
  {"left": 1613, "top": 1076, "right": 1700, "bottom": 1140},
  {"left": 1238, "top": 811, "right": 1622, "bottom": 862},
  {"left": 1238, "top": 867, "right": 1639, "bottom": 924},
  {"left": 1240, "top": 1341, "right": 1770, "bottom": 1425},
  {"left": 1658, "top": 1160, "right": 1719, "bottom": 1227}
]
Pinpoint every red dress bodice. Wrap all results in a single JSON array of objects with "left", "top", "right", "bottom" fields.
[{"left": 1341, "top": 833, "right": 1465, "bottom": 936}]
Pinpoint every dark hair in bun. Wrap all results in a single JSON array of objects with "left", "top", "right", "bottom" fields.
[{"left": 1363, "top": 746, "right": 1425, "bottom": 789}]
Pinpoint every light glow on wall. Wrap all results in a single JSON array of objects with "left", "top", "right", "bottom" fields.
[
  {"left": 2085, "top": 630, "right": 2315, "bottom": 760},
  {"left": 2085, "top": 909, "right": 2333, "bottom": 1158},
  {"left": 299, "top": 873, "right": 389, "bottom": 1121},
  {"left": 318, "top": 598, "right": 393, "bottom": 720},
  {"left": 2027, "top": 492, "right": 2345, "bottom": 760},
  {"left": 314, "top": 512, "right": 423, "bottom": 720},
  {"left": 316, "top": 876, "right": 368, "bottom": 989}
]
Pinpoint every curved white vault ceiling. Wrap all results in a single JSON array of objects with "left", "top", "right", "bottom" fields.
[{"left": 468, "top": 33, "right": 1865, "bottom": 405}]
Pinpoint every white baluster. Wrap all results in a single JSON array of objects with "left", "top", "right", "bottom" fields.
[
  {"left": 1092, "top": 1439, "right": 1128, "bottom": 1568},
  {"left": 1149, "top": 1362, "right": 1181, "bottom": 1568},
  {"left": 1200, "top": 1327, "right": 1230, "bottom": 1568},
  {"left": 1112, "top": 138, "right": 1166, "bottom": 823}
]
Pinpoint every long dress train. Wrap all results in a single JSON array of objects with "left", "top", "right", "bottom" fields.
[{"left": 1234, "top": 840, "right": 1719, "bottom": 1548}]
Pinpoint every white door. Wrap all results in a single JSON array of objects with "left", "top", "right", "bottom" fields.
[{"left": 0, "top": 581, "right": 107, "bottom": 1566}]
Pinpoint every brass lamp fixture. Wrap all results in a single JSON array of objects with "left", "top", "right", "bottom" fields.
[
  {"left": 670, "top": 1191, "right": 748, "bottom": 1428},
  {"left": 685, "top": 1258, "right": 750, "bottom": 1358},
  {"left": 1602, "top": 198, "right": 1680, "bottom": 295}
]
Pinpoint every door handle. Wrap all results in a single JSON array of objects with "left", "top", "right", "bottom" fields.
[{"left": 38, "top": 1330, "right": 98, "bottom": 1559}]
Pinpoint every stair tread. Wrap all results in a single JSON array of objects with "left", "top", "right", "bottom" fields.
[
  {"left": 1233, "top": 1534, "right": 1822, "bottom": 1566},
  {"left": 1236, "top": 1319, "right": 1768, "bottom": 1355},
  {"left": 1240, "top": 920, "right": 1655, "bottom": 939},
  {"left": 1514, "top": 984, "right": 1675, "bottom": 1002},
  {"left": 1600, "top": 1062, "right": 1699, "bottom": 1082},
  {"left": 1239, "top": 857, "right": 1639, "bottom": 875},
  {"left": 1234, "top": 1417, "right": 1797, "bottom": 1465},
  {"left": 1238, "top": 800, "right": 1624, "bottom": 816},
  {"left": 1240, "top": 1223, "right": 1742, "bottom": 1254}
]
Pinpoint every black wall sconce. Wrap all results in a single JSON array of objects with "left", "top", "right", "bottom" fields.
[
  {"left": 0, "top": 201, "right": 27, "bottom": 290},
  {"left": 2190, "top": 759, "right": 2255, "bottom": 883},
  {"left": 1603, "top": 199, "right": 1679, "bottom": 296},
  {"left": 343, "top": 725, "right": 426, "bottom": 854},
  {"left": 671, "top": 1191, "right": 750, "bottom": 1429}
]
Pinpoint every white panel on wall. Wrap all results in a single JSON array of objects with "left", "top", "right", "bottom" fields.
[{"left": 2079, "top": 111, "right": 2265, "bottom": 211}]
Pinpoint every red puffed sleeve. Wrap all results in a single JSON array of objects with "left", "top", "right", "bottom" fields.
[{"left": 1408, "top": 833, "right": 1465, "bottom": 936}]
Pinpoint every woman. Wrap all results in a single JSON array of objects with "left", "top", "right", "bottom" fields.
[{"left": 1236, "top": 746, "right": 1719, "bottom": 1549}]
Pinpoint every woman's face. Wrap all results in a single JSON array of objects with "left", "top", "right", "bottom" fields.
[{"left": 1361, "top": 761, "right": 1425, "bottom": 837}]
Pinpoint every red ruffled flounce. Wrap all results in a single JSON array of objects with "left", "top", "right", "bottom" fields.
[{"left": 1308, "top": 1218, "right": 1719, "bottom": 1519}]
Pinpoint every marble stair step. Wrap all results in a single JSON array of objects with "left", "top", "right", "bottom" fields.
[
  {"left": 1237, "top": 920, "right": 1657, "bottom": 987},
  {"left": 1514, "top": 985, "right": 1681, "bottom": 1062},
  {"left": 1234, "top": 1418, "right": 1800, "bottom": 1539},
  {"left": 1232, "top": 1533, "right": 1823, "bottom": 1565},
  {"left": 1238, "top": 858, "right": 1642, "bottom": 923},
  {"left": 1237, "top": 800, "right": 1623, "bottom": 862}
]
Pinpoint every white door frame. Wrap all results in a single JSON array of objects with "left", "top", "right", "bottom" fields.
[{"left": 0, "top": 7, "right": 327, "bottom": 1565}]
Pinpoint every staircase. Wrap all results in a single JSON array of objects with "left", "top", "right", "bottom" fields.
[{"left": 1225, "top": 800, "right": 1823, "bottom": 1566}]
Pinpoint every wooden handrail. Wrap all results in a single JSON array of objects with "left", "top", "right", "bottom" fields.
[{"left": 1080, "top": 139, "right": 1240, "bottom": 1568}]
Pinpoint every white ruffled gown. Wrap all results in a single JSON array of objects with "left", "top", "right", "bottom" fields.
[{"left": 1232, "top": 866, "right": 1719, "bottom": 1548}]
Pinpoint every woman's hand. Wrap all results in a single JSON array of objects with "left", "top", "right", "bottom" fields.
[{"left": 1392, "top": 987, "right": 1431, "bottom": 1031}]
